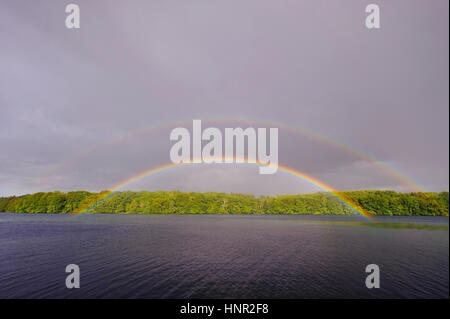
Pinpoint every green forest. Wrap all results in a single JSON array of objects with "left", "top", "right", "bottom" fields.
[{"left": 0, "top": 190, "right": 448, "bottom": 216}]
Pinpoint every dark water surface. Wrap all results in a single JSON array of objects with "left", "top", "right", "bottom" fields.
[{"left": 0, "top": 213, "right": 448, "bottom": 298}]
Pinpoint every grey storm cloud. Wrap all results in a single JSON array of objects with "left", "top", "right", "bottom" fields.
[{"left": 0, "top": 0, "right": 448, "bottom": 196}]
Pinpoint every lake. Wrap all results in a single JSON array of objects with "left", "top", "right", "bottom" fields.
[{"left": 0, "top": 213, "right": 448, "bottom": 298}]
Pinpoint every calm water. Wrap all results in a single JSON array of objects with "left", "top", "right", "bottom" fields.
[{"left": 0, "top": 213, "right": 448, "bottom": 299}]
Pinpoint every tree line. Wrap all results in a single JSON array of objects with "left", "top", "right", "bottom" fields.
[{"left": 0, "top": 190, "right": 448, "bottom": 216}]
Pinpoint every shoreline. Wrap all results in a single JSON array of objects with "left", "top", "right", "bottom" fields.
[
  {"left": 1, "top": 211, "right": 449, "bottom": 217},
  {"left": 1, "top": 212, "right": 448, "bottom": 231}
]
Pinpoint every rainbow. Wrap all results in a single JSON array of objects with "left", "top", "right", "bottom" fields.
[
  {"left": 30, "top": 116, "right": 423, "bottom": 193},
  {"left": 73, "top": 159, "right": 374, "bottom": 220}
]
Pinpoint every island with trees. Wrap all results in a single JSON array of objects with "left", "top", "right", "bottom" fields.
[{"left": 0, "top": 190, "right": 448, "bottom": 216}]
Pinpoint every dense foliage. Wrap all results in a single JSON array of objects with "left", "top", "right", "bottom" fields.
[{"left": 0, "top": 190, "right": 448, "bottom": 216}]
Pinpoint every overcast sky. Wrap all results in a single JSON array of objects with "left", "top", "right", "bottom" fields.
[{"left": 0, "top": 0, "right": 448, "bottom": 196}]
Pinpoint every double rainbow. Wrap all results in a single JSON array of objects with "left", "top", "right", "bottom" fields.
[{"left": 31, "top": 117, "right": 423, "bottom": 193}]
